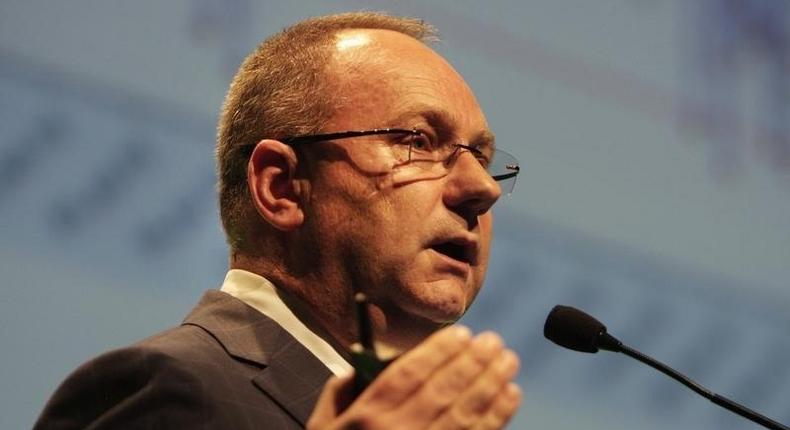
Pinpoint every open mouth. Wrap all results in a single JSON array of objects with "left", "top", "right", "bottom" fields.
[{"left": 431, "top": 241, "right": 474, "bottom": 265}]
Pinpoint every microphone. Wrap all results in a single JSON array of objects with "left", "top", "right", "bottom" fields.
[{"left": 544, "top": 305, "right": 789, "bottom": 430}]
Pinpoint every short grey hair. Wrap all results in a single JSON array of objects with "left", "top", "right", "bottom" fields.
[{"left": 215, "top": 11, "right": 438, "bottom": 253}]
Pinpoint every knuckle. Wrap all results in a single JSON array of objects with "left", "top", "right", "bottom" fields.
[
  {"left": 392, "top": 362, "right": 423, "bottom": 386},
  {"left": 447, "top": 406, "right": 477, "bottom": 429},
  {"left": 466, "top": 389, "right": 495, "bottom": 414},
  {"left": 429, "top": 360, "right": 476, "bottom": 397},
  {"left": 448, "top": 357, "right": 477, "bottom": 384},
  {"left": 473, "top": 414, "right": 504, "bottom": 430},
  {"left": 420, "top": 381, "right": 455, "bottom": 408},
  {"left": 458, "top": 352, "right": 487, "bottom": 375},
  {"left": 367, "top": 364, "right": 422, "bottom": 401}
]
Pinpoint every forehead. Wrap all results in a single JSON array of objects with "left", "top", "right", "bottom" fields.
[{"left": 327, "top": 29, "right": 488, "bottom": 133}]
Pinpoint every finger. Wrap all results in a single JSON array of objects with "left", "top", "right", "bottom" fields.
[
  {"left": 306, "top": 375, "right": 353, "bottom": 429},
  {"left": 359, "top": 325, "right": 472, "bottom": 409},
  {"left": 427, "top": 348, "right": 518, "bottom": 430},
  {"left": 403, "top": 332, "right": 504, "bottom": 428},
  {"left": 471, "top": 383, "right": 522, "bottom": 430}
]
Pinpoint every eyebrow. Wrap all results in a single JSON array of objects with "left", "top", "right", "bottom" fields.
[{"left": 390, "top": 107, "right": 496, "bottom": 150}]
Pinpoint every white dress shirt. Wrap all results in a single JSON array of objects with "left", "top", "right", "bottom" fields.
[{"left": 220, "top": 269, "right": 353, "bottom": 377}]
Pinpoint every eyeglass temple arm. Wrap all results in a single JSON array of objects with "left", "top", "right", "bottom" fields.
[{"left": 492, "top": 165, "right": 520, "bottom": 181}]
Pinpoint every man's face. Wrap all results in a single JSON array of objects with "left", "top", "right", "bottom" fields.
[{"left": 302, "top": 29, "right": 501, "bottom": 348}]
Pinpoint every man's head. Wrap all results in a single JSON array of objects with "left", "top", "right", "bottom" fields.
[
  {"left": 217, "top": 12, "right": 509, "bottom": 352},
  {"left": 217, "top": 12, "right": 436, "bottom": 252}
]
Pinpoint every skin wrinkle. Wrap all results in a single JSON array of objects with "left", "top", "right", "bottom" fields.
[
  {"left": 223, "top": 18, "right": 522, "bottom": 429},
  {"left": 386, "top": 97, "right": 497, "bottom": 168},
  {"left": 239, "top": 28, "right": 500, "bottom": 358},
  {"left": 303, "top": 30, "right": 496, "bottom": 354},
  {"left": 329, "top": 38, "right": 496, "bottom": 191},
  {"left": 36, "top": 15, "right": 517, "bottom": 429}
]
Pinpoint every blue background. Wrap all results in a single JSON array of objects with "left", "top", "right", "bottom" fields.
[{"left": 1, "top": 1, "right": 788, "bottom": 429}]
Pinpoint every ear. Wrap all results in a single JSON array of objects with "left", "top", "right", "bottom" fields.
[{"left": 247, "top": 139, "right": 305, "bottom": 231}]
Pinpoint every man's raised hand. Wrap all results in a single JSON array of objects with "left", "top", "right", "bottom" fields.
[{"left": 307, "top": 326, "right": 522, "bottom": 430}]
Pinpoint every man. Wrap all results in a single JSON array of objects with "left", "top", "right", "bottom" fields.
[{"left": 35, "top": 11, "right": 522, "bottom": 429}]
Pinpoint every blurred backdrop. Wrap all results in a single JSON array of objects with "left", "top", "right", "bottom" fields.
[{"left": 1, "top": 1, "right": 788, "bottom": 429}]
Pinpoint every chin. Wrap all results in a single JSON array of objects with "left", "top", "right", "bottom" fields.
[{"left": 401, "top": 279, "right": 471, "bottom": 323}]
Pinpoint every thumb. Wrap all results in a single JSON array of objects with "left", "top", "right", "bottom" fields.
[{"left": 307, "top": 374, "right": 355, "bottom": 429}]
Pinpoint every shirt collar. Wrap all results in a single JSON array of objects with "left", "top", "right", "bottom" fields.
[{"left": 220, "top": 269, "right": 353, "bottom": 377}]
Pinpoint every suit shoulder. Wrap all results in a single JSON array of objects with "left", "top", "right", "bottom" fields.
[
  {"left": 133, "top": 322, "right": 227, "bottom": 361},
  {"left": 34, "top": 327, "right": 218, "bottom": 429}
]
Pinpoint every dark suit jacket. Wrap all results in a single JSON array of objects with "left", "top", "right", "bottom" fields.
[{"left": 34, "top": 290, "right": 333, "bottom": 429}]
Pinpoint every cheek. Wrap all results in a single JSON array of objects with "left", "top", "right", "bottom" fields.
[
  {"left": 470, "top": 213, "right": 495, "bottom": 291},
  {"left": 479, "top": 213, "right": 495, "bottom": 257}
]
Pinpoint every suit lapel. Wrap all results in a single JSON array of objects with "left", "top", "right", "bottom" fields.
[
  {"left": 252, "top": 335, "right": 333, "bottom": 425},
  {"left": 182, "top": 290, "right": 333, "bottom": 426}
]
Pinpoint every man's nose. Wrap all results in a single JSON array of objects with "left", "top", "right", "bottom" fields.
[{"left": 442, "top": 150, "right": 502, "bottom": 220}]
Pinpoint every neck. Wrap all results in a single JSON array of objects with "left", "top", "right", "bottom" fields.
[
  {"left": 229, "top": 252, "right": 441, "bottom": 360},
  {"left": 230, "top": 252, "right": 358, "bottom": 356},
  {"left": 366, "top": 300, "right": 448, "bottom": 357}
]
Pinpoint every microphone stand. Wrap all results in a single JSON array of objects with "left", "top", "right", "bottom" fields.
[
  {"left": 612, "top": 337, "right": 789, "bottom": 430},
  {"left": 546, "top": 305, "right": 790, "bottom": 430}
]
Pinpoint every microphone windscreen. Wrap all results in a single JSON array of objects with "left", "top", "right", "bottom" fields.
[{"left": 544, "top": 305, "right": 607, "bottom": 353}]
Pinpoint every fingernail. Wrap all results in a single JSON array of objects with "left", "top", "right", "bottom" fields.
[
  {"left": 506, "top": 382, "right": 522, "bottom": 398},
  {"left": 452, "top": 325, "right": 472, "bottom": 340},
  {"left": 473, "top": 332, "right": 502, "bottom": 352},
  {"left": 498, "top": 350, "right": 518, "bottom": 371}
]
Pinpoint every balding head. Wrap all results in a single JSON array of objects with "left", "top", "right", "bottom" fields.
[{"left": 216, "top": 12, "right": 437, "bottom": 254}]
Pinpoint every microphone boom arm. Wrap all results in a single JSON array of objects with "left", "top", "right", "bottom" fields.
[
  {"left": 617, "top": 342, "right": 788, "bottom": 430},
  {"left": 545, "top": 305, "right": 789, "bottom": 430}
]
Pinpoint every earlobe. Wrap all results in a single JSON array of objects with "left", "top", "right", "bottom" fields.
[{"left": 247, "top": 139, "right": 305, "bottom": 231}]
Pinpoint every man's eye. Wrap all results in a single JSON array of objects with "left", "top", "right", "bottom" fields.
[
  {"left": 408, "top": 133, "right": 433, "bottom": 151},
  {"left": 472, "top": 149, "right": 491, "bottom": 167}
]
